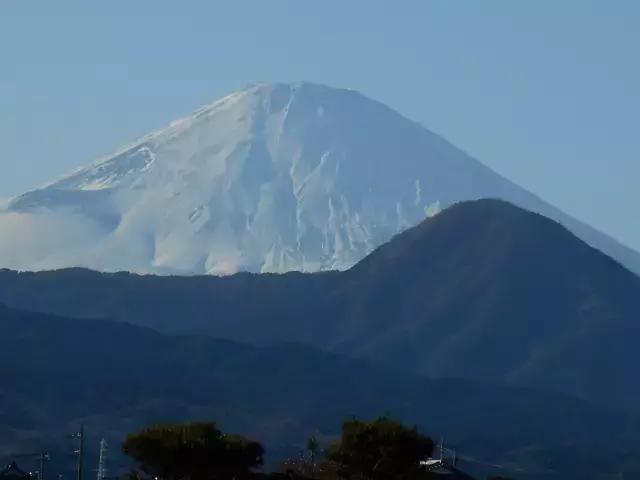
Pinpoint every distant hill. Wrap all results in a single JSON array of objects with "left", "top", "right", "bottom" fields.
[
  {"left": 2, "top": 303, "right": 640, "bottom": 479},
  {"left": 335, "top": 199, "right": 640, "bottom": 409},
  {"left": 1, "top": 199, "right": 640, "bottom": 411}
]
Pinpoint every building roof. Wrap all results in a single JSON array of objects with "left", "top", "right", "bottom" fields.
[{"left": 0, "top": 462, "right": 30, "bottom": 478}]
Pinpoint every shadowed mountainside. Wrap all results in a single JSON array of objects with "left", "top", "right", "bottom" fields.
[{"left": 2, "top": 304, "right": 640, "bottom": 479}]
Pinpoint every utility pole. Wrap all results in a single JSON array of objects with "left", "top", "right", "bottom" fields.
[
  {"left": 38, "top": 453, "right": 51, "bottom": 480},
  {"left": 73, "top": 424, "right": 85, "bottom": 480}
]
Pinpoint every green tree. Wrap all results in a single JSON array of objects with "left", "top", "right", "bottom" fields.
[
  {"left": 307, "top": 435, "right": 319, "bottom": 463},
  {"left": 122, "top": 421, "right": 264, "bottom": 480},
  {"left": 325, "top": 415, "right": 434, "bottom": 480}
]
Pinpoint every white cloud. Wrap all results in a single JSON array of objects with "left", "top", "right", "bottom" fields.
[{"left": 0, "top": 210, "right": 108, "bottom": 271}]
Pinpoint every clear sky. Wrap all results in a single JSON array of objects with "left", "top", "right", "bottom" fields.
[{"left": 1, "top": 0, "right": 638, "bottom": 250}]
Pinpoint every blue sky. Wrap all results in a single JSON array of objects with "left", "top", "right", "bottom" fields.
[{"left": 1, "top": 0, "right": 638, "bottom": 250}]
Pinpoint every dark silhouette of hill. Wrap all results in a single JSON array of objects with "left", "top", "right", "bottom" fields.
[
  {"left": 2, "top": 304, "right": 640, "bottom": 479},
  {"left": 1, "top": 199, "right": 639, "bottom": 411},
  {"left": 334, "top": 199, "right": 640, "bottom": 409}
]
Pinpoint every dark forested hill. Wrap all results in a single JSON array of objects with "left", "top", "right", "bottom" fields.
[
  {"left": 2, "top": 303, "right": 640, "bottom": 479},
  {"left": 1, "top": 199, "right": 639, "bottom": 411}
]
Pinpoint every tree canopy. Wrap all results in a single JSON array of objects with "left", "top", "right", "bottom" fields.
[
  {"left": 325, "top": 415, "right": 434, "bottom": 480},
  {"left": 122, "top": 421, "right": 264, "bottom": 480}
]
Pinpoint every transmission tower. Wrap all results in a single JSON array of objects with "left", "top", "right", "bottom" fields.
[{"left": 96, "top": 439, "right": 107, "bottom": 480}]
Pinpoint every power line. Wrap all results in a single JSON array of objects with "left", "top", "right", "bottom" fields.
[{"left": 441, "top": 446, "right": 560, "bottom": 477}]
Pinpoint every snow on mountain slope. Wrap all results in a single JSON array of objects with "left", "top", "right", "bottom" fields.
[{"left": 1, "top": 82, "right": 639, "bottom": 275}]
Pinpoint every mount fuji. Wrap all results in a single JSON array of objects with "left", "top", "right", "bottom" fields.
[{"left": 1, "top": 82, "right": 638, "bottom": 275}]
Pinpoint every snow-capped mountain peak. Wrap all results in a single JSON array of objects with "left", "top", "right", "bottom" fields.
[{"left": 2, "top": 82, "right": 639, "bottom": 276}]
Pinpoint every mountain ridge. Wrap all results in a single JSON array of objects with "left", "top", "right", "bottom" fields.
[
  {"left": 1, "top": 199, "right": 639, "bottom": 411},
  {"left": 1, "top": 82, "right": 638, "bottom": 275},
  {"left": 2, "top": 301, "right": 640, "bottom": 479}
]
